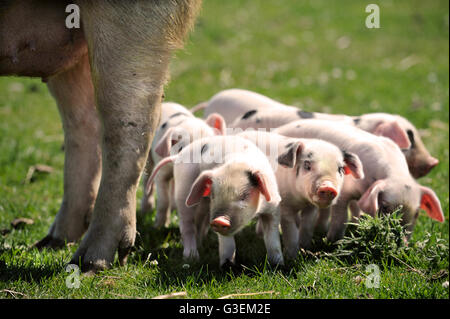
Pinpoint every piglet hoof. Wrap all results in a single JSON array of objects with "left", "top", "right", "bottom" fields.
[
  {"left": 314, "top": 225, "right": 328, "bottom": 238},
  {"left": 268, "top": 255, "right": 284, "bottom": 268},
  {"left": 33, "top": 235, "right": 66, "bottom": 250},
  {"left": 284, "top": 248, "right": 299, "bottom": 261},
  {"left": 182, "top": 250, "right": 200, "bottom": 262},
  {"left": 153, "top": 216, "right": 170, "bottom": 229},
  {"left": 220, "top": 259, "right": 241, "bottom": 273}
]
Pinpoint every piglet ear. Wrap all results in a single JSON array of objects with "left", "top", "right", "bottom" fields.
[
  {"left": 277, "top": 140, "right": 304, "bottom": 168},
  {"left": 420, "top": 186, "right": 444, "bottom": 222},
  {"left": 186, "top": 171, "right": 214, "bottom": 207},
  {"left": 343, "top": 151, "right": 364, "bottom": 179},
  {"left": 374, "top": 121, "right": 411, "bottom": 149},
  {"left": 154, "top": 127, "right": 185, "bottom": 157},
  {"left": 357, "top": 179, "right": 386, "bottom": 216},
  {"left": 251, "top": 171, "right": 281, "bottom": 204},
  {"left": 205, "top": 113, "right": 227, "bottom": 135}
]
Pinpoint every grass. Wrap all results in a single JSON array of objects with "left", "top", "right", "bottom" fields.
[{"left": 0, "top": 0, "right": 448, "bottom": 299}]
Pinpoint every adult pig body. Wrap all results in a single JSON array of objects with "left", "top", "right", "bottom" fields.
[{"left": 0, "top": 0, "right": 202, "bottom": 272}]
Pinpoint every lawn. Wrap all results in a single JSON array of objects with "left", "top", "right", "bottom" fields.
[{"left": 0, "top": 0, "right": 448, "bottom": 299}]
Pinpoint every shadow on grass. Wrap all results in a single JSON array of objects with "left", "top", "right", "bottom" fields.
[
  {"left": 132, "top": 210, "right": 289, "bottom": 289},
  {"left": 0, "top": 209, "right": 335, "bottom": 288},
  {"left": 0, "top": 261, "right": 61, "bottom": 285}
]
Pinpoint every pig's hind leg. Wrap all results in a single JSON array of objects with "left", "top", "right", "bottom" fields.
[{"left": 35, "top": 54, "right": 101, "bottom": 249}]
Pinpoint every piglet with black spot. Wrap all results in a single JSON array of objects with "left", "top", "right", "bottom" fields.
[
  {"left": 142, "top": 102, "right": 226, "bottom": 228},
  {"left": 200, "top": 89, "right": 439, "bottom": 179},
  {"left": 146, "top": 136, "right": 283, "bottom": 266},
  {"left": 276, "top": 120, "right": 444, "bottom": 242},
  {"left": 237, "top": 131, "right": 364, "bottom": 256}
]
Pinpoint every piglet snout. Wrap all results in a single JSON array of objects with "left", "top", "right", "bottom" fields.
[
  {"left": 317, "top": 182, "right": 338, "bottom": 202},
  {"left": 427, "top": 157, "right": 439, "bottom": 170},
  {"left": 211, "top": 216, "right": 231, "bottom": 234},
  {"left": 416, "top": 157, "right": 439, "bottom": 177}
]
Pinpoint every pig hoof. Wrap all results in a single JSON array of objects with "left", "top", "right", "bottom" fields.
[
  {"left": 70, "top": 225, "right": 135, "bottom": 273},
  {"left": 33, "top": 235, "right": 66, "bottom": 250}
]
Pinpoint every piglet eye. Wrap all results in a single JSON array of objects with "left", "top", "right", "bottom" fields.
[
  {"left": 303, "top": 160, "right": 312, "bottom": 171},
  {"left": 239, "top": 191, "right": 250, "bottom": 201},
  {"left": 338, "top": 166, "right": 345, "bottom": 176}
]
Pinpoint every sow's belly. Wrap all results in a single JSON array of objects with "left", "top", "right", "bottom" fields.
[{"left": 0, "top": 0, "right": 87, "bottom": 78}]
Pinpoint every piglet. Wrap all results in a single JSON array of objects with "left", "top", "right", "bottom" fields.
[
  {"left": 140, "top": 102, "right": 194, "bottom": 213},
  {"left": 146, "top": 135, "right": 284, "bottom": 266},
  {"left": 275, "top": 120, "right": 444, "bottom": 242},
  {"left": 192, "top": 88, "right": 292, "bottom": 123},
  {"left": 237, "top": 130, "right": 363, "bottom": 256},
  {"left": 201, "top": 89, "right": 438, "bottom": 179},
  {"left": 141, "top": 102, "right": 226, "bottom": 228},
  {"left": 352, "top": 113, "right": 439, "bottom": 178}
]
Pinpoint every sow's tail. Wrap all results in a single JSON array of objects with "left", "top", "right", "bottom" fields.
[{"left": 145, "top": 156, "right": 177, "bottom": 195}]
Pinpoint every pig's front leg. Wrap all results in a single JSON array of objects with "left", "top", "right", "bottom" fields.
[
  {"left": 314, "top": 207, "right": 331, "bottom": 237},
  {"left": 177, "top": 204, "right": 200, "bottom": 260},
  {"left": 194, "top": 198, "right": 210, "bottom": 246},
  {"left": 280, "top": 205, "right": 300, "bottom": 260},
  {"left": 218, "top": 234, "right": 236, "bottom": 266},
  {"left": 258, "top": 209, "right": 284, "bottom": 266},
  {"left": 349, "top": 200, "right": 361, "bottom": 223},
  {"left": 298, "top": 205, "right": 318, "bottom": 250},
  {"left": 70, "top": 0, "right": 201, "bottom": 271},
  {"left": 327, "top": 196, "right": 351, "bottom": 242}
]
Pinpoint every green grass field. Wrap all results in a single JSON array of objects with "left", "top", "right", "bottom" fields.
[{"left": 0, "top": 0, "right": 448, "bottom": 299}]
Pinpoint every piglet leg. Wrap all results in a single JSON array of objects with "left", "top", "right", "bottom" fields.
[
  {"left": 154, "top": 173, "right": 173, "bottom": 228},
  {"left": 298, "top": 205, "right": 318, "bottom": 250},
  {"left": 314, "top": 207, "right": 331, "bottom": 237},
  {"left": 327, "top": 196, "right": 351, "bottom": 242},
  {"left": 177, "top": 204, "right": 201, "bottom": 260},
  {"left": 280, "top": 205, "right": 300, "bottom": 259},
  {"left": 218, "top": 235, "right": 236, "bottom": 266},
  {"left": 140, "top": 155, "right": 155, "bottom": 214},
  {"left": 258, "top": 210, "right": 284, "bottom": 266}
]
